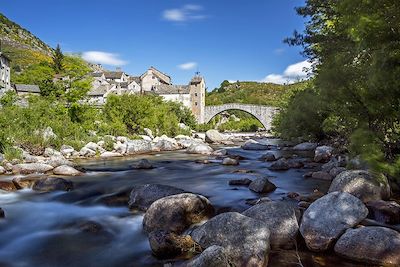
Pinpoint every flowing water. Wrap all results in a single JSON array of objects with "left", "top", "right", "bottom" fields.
[{"left": 0, "top": 138, "right": 369, "bottom": 267}]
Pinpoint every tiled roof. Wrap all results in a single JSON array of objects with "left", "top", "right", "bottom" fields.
[
  {"left": 128, "top": 76, "right": 141, "bottom": 84},
  {"left": 14, "top": 84, "right": 40, "bottom": 93},
  {"left": 90, "top": 72, "right": 104, "bottom": 78},
  {"left": 154, "top": 84, "right": 190, "bottom": 94},
  {"left": 190, "top": 76, "right": 203, "bottom": 85},
  {"left": 104, "top": 71, "right": 124, "bottom": 79},
  {"left": 88, "top": 85, "right": 109, "bottom": 96}
]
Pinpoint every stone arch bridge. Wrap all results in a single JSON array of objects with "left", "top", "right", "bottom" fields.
[{"left": 203, "top": 103, "right": 279, "bottom": 130}]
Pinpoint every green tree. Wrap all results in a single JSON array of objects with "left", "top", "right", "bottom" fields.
[{"left": 52, "top": 44, "right": 64, "bottom": 74}]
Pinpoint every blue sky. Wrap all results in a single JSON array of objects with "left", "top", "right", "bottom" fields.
[{"left": 1, "top": 0, "right": 308, "bottom": 89}]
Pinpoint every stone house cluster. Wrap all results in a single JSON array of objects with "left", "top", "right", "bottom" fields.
[{"left": 88, "top": 66, "right": 206, "bottom": 122}]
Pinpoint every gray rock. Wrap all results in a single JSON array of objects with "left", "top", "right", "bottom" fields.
[
  {"left": 191, "top": 212, "right": 270, "bottom": 267},
  {"left": 243, "top": 201, "right": 299, "bottom": 249},
  {"left": 184, "top": 245, "right": 230, "bottom": 267},
  {"left": 12, "top": 163, "right": 54, "bottom": 174},
  {"left": 328, "top": 170, "right": 391, "bottom": 202},
  {"left": 32, "top": 177, "right": 73, "bottom": 192},
  {"left": 229, "top": 178, "right": 252, "bottom": 186},
  {"left": 321, "top": 158, "right": 339, "bottom": 173},
  {"left": 334, "top": 226, "right": 400, "bottom": 266},
  {"left": 113, "top": 142, "right": 127, "bottom": 154},
  {"left": 241, "top": 139, "right": 270, "bottom": 150},
  {"left": 205, "top": 130, "right": 225, "bottom": 143},
  {"left": 0, "top": 153, "right": 4, "bottom": 163},
  {"left": 314, "top": 145, "right": 334, "bottom": 163},
  {"left": 221, "top": 158, "right": 239, "bottom": 166},
  {"left": 0, "top": 166, "right": 5, "bottom": 175},
  {"left": 128, "top": 184, "right": 185, "bottom": 211},
  {"left": 116, "top": 136, "right": 128, "bottom": 143},
  {"left": 311, "top": 171, "right": 332, "bottom": 181},
  {"left": 79, "top": 147, "right": 96, "bottom": 157},
  {"left": 46, "top": 155, "right": 74, "bottom": 168},
  {"left": 245, "top": 197, "right": 272, "bottom": 206},
  {"left": 53, "top": 165, "right": 82, "bottom": 176},
  {"left": 260, "top": 152, "right": 276, "bottom": 162},
  {"left": 84, "top": 142, "right": 103, "bottom": 152},
  {"left": 43, "top": 147, "right": 61, "bottom": 157},
  {"left": 366, "top": 200, "right": 400, "bottom": 224},
  {"left": 154, "top": 139, "right": 179, "bottom": 151},
  {"left": 248, "top": 177, "right": 277, "bottom": 193},
  {"left": 300, "top": 192, "right": 368, "bottom": 251},
  {"left": 329, "top": 167, "right": 346, "bottom": 178},
  {"left": 212, "top": 149, "right": 227, "bottom": 156},
  {"left": 42, "top": 126, "right": 57, "bottom": 141},
  {"left": 269, "top": 158, "right": 290, "bottom": 171},
  {"left": 144, "top": 128, "right": 154, "bottom": 139},
  {"left": 133, "top": 159, "right": 154, "bottom": 169},
  {"left": 143, "top": 193, "right": 214, "bottom": 234},
  {"left": 60, "top": 145, "right": 75, "bottom": 157},
  {"left": 186, "top": 143, "right": 213, "bottom": 155},
  {"left": 100, "top": 151, "right": 122, "bottom": 158},
  {"left": 126, "top": 140, "right": 152, "bottom": 154},
  {"left": 293, "top": 142, "right": 318, "bottom": 151},
  {"left": 12, "top": 177, "right": 37, "bottom": 189}
]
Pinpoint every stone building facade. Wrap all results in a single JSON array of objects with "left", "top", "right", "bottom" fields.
[{"left": 0, "top": 52, "right": 11, "bottom": 94}]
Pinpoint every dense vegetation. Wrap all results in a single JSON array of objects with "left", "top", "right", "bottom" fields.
[{"left": 276, "top": 0, "right": 400, "bottom": 182}]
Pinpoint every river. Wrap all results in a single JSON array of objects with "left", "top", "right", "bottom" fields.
[{"left": 0, "top": 138, "right": 370, "bottom": 267}]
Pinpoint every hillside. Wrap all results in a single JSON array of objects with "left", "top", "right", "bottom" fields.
[
  {"left": 206, "top": 80, "right": 309, "bottom": 107},
  {"left": 0, "top": 13, "right": 54, "bottom": 73}
]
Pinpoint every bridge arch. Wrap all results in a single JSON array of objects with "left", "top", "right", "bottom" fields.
[{"left": 203, "top": 103, "right": 279, "bottom": 130}]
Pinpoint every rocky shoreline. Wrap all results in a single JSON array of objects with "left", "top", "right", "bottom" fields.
[{"left": 1, "top": 129, "right": 400, "bottom": 266}]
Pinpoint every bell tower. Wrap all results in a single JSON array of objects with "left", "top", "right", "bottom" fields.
[{"left": 189, "top": 72, "right": 206, "bottom": 123}]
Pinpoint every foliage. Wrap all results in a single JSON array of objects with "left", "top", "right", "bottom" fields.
[
  {"left": 0, "top": 90, "right": 17, "bottom": 107},
  {"left": 52, "top": 44, "right": 64, "bottom": 74},
  {"left": 279, "top": 0, "right": 400, "bottom": 181},
  {"left": 196, "top": 110, "right": 263, "bottom": 132}
]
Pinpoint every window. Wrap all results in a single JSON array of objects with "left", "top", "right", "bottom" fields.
[
  {"left": 195, "top": 93, "right": 198, "bottom": 97},
  {"left": 195, "top": 102, "right": 198, "bottom": 106}
]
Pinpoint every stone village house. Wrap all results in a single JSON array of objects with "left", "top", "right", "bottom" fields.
[{"left": 0, "top": 52, "right": 11, "bottom": 95}]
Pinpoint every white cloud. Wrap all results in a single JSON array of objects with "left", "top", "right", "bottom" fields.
[
  {"left": 178, "top": 62, "right": 198, "bottom": 70},
  {"left": 82, "top": 51, "right": 127, "bottom": 66},
  {"left": 163, "top": 4, "right": 205, "bottom": 22},
  {"left": 261, "top": 60, "right": 313, "bottom": 84}
]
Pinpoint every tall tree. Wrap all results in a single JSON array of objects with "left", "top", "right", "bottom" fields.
[{"left": 52, "top": 44, "right": 64, "bottom": 74}]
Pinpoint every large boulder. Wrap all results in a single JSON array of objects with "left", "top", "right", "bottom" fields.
[
  {"left": 100, "top": 151, "right": 122, "bottom": 158},
  {"left": 148, "top": 230, "right": 200, "bottom": 259},
  {"left": 186, "top": 143, "right": 213, "bottom": 155},
  {"left": 53, "top": 165, "right": 82, "bottom": 176},
  {"left": 12, "top": 163, "right": 54, "bottom": 174},
  {"left": 268, "top": 158, "right": 290, "bottom": 171},
  {"left": 0, "top": 166, "right": 5, "bottom": 175},
  {"left": 248, "top": 177, "right": 277, "bottom": 193},
  {"left": 113, "top": 142, "right": 127, "bottom": 154},
  {"left": 126, "top": 140, "right": 152, "bottom": 154},
  {"left": 311, "top": 171, "right": 332, "bottom": 181},
  {"left": 79, "top": 147, "right": 96, "bottom": 157},
  {"left": 259, "top": 152, "right": 276, "bottom": 162},
  {"left": 153, "top": 137, "right": 180, "bottom": 151},
  {"left": 314, "top": 145, "right": 334, "bottom": 163},
  {"left": 300, "top": 192, "right": 368, "bottom": 251},
  {"left": 205, "top": 130, "right": 225, "bottom": 144},
  {"left": 183, "top": 245, "right": 230, "bottom": 267},
  {"left": 128, "top": 184, "right": 185, "bottom": 211},
  {"left": 43, "top": 147, "right": 62, "bottom": 157},
  {"left": 45, "top": 155, "right": 74, "bottom": 168},
  {"left": 143, "top": 193, "right": 214, "bottom": 234},
  {"left": 229, "top": 178, "right": 252, "bottom": 186},
  {"left": 144, "top": 128, "right": 154, "bottom": 139},
  {"left": 32, "top": 177, "right": 73, "bottom": 192},
  {"left": 334, "top": 226, "right": 400, "bottom": 266},
  {"left": 293, "top": 142, "right": 318, "bottom": 151},
  {"left": 366, "top": 200, "right": 400, "bottom": 224},
  {"left": 328, "top": 170, "right": 391, "bottom": 202},
  {"left": 60, "top": 145, "right": 75, "bottom": 157},
  {"left": 191, "top": 212, "right": 271, "bottom": 267},
  {"left": 0, "top": 181, "right": 17, "bottom": 192},
  {"left": 132, "top": 159, "right": 154, "bottom": 169},
  {"left": 241, "top": 139, "right": 270, "bottom": 150},
  {"left": 243, "top": 201, "right": 299, "bottom": 249},
  {"left": 12, "top": 177, "right": 39, "bottom": 189}
]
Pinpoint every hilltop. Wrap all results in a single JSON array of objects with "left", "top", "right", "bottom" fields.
[{"left": 206, "top": 80, "right": 308, "bottom": 107}]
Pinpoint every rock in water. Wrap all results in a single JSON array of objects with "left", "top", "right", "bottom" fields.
[
  {"left": 12, "top": 163, "right": 54, "bottom": 174},
  {"left": 243, "top": 201, "right": 299, "bottom": 249},
  {"left": 366, "top": 200, "right": 400, "bottom": 224},
  {"left": 241, "top": 139, "right": 270, "bottom": 150},
  {"left": 221, "top": 158, "right": 239, "bottom": 166},
  {"left": 184, "top": 245, "right": 231, "bottom": 267},
  {"left": 293, "top": 142, "right": 318, "bottom": 151},
  {"left": 126, "top": 140, "right": 152, "bottom": 154},
  {"left": 300, "top": 192, "right": 368, "bottom": 251},
  {"left": 205, "top": 130, "right": 225, "bottom": 144},
  {"left": 0, "top": 181, "right": 17, "bottom": 192},
  {"left": 314, "top": 145, "right": 334, "bottom": 162},
  {"left": 228, "top": 178, "right": 252, "bottom": 186},
  {"left": 259, "top": 152, "right": 276, "bottom": 162},
  {"left": 148, "top": 230, "right": 200, "bottom": 259},
  {"left": 132, "top": 159, "right": 154, "bottom": 169},
  {"left": 249, "top": 177, "right": 276, "bottom": 193},
  {"left": 100, "top": 152, "right": 122, "bottom": 158},
  {"left": 186, "top": 143, "right": 213, "bottom": 155},
  {"left": 268, "top": 158, "right": 290, "bottom": 171},
  {"left": 311, "top": 171, "right": 332, "bottom": 181},
  {"left": 328, "top": 170, "right": 390, "bottom": 202},
  {"left": 32, "top": 177, "right": 73, "bottom": 192},
  {"left": 143, "top": 193, "right": 214, "bottom": 233},
  {"left": 53, "top": 165, "right": 82, "bottom": 176},
  {"left": 191, "top": 212, "right": 271, "bottom": 267},
  {"left": 128, "top": 184, "right": 185, "bottom": 211},
  {"left": 0, "top": 207, "right": 5, "bottom": 218},
  {"left": 334, "top": 226, "right": 400, "bottom": 266}
]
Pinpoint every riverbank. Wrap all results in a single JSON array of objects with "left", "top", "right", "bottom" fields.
[{"left": 0, "top": 131, "right": 399, "bottom": 266}]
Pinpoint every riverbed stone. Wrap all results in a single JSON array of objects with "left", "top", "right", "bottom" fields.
[
  {"left": 144, "top": 128, "right": 154, "bottom": 139},
  {"left": 183, "top": 245, "right": 230, "bottom": 267},
  {"left": 53, "top": 165, "right": 82, "bottom": 176},
  {"left": 60, "top": 145, "right": 75, "bottom": 157},
  {"left": 329, "top": 167, "right": 346, "bottom": 178},
  {"left": 43, "top": 147, "right": 62, "bottom": 157},
  {"left": 249, "top": 177, "right": 276, "bottom": 193},
  {"left": 229, "top": 178, "right": 252, "bottom": 186},
  {"left": 328, "top": 170, "right": 391, "bottom": 202},
  {"left": 293, "top": 142, "right": 318, "bottom": 151},
  {"left": 100, "top": 151, "right": 122, "bottom": 158},
  {"left": 311, "top": 171, "right": 332, "bottom": 181},
  {"left": 334, "top": 226, "right": 400, "bottom": 266},
  {"left": 79, "top": 147, "right": 96, "bottom": 157},
  {"left": 113, "top": 142, "right": 127, "bottom": 154},
  {"left": 12, "top": 163, "right": 54, "bottom": 174},
  {"left": 221, "top": 158, "right": 239, "bottom": 166},
  {"left": 268, "top": 158, "right": 290, "bottom": 171},
  {"left": 245, "top": 197, "right": 272, "bottom": 206},
  {"left": 0, "top": 166, "right": 5, "bottom": 175},
  {"left": 132, "top": 159, "right": 154, "bottom": 169},
  {"left": 12, "top": 177, "right": 38, "bottom": 189},
  {"left": 314, "top": 145, "right": 334, "bottom": 163},
  {"left": 260, "top": 152, "right": 276, "bottom": 162},
  {"left": 148, "top": 230, "right": 200, "bottom": 259},
  {"left": 46, "top": 155, "right": 74, "bottom": 168},
  {"left": 126, "top": 140, "right": 153, "bottom": 154},
  {"left": 0, "top": 207, "right": 4, "bottom": 218},
  {"left": 205, "top": 130, "right": 225, "bottom": 144},
  {"left": 241, "top": 139, "right": 270, "bottom": 150},
  {"left": 32, "top": 177, "right": 73, "bottom": 192},
  {"left": 0, "top": 181, "right": 17, "bottom": 191},
  {"left": 300, "top": 191, "right": 368, "bottom": 251},
  {"left": 128, "top": 184, "right": 186, "bottom": 211},
  {"left": 243, "top": 201, "right": 299, "bottom": 249},
  {"left": 153, "top": 138, "right": 179, "bottom": 151},
  {"left": 191, "top": 212, "right": 271, "bottom": 267},
  {"left": 143, "top": 193, "right": 214, "bottom": 234},
  {"left": 186, "top": 143, "right": 213, "bottom": 155},
  {"left": 366, "top": 200, "right": 400, "bottom": 224}
]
